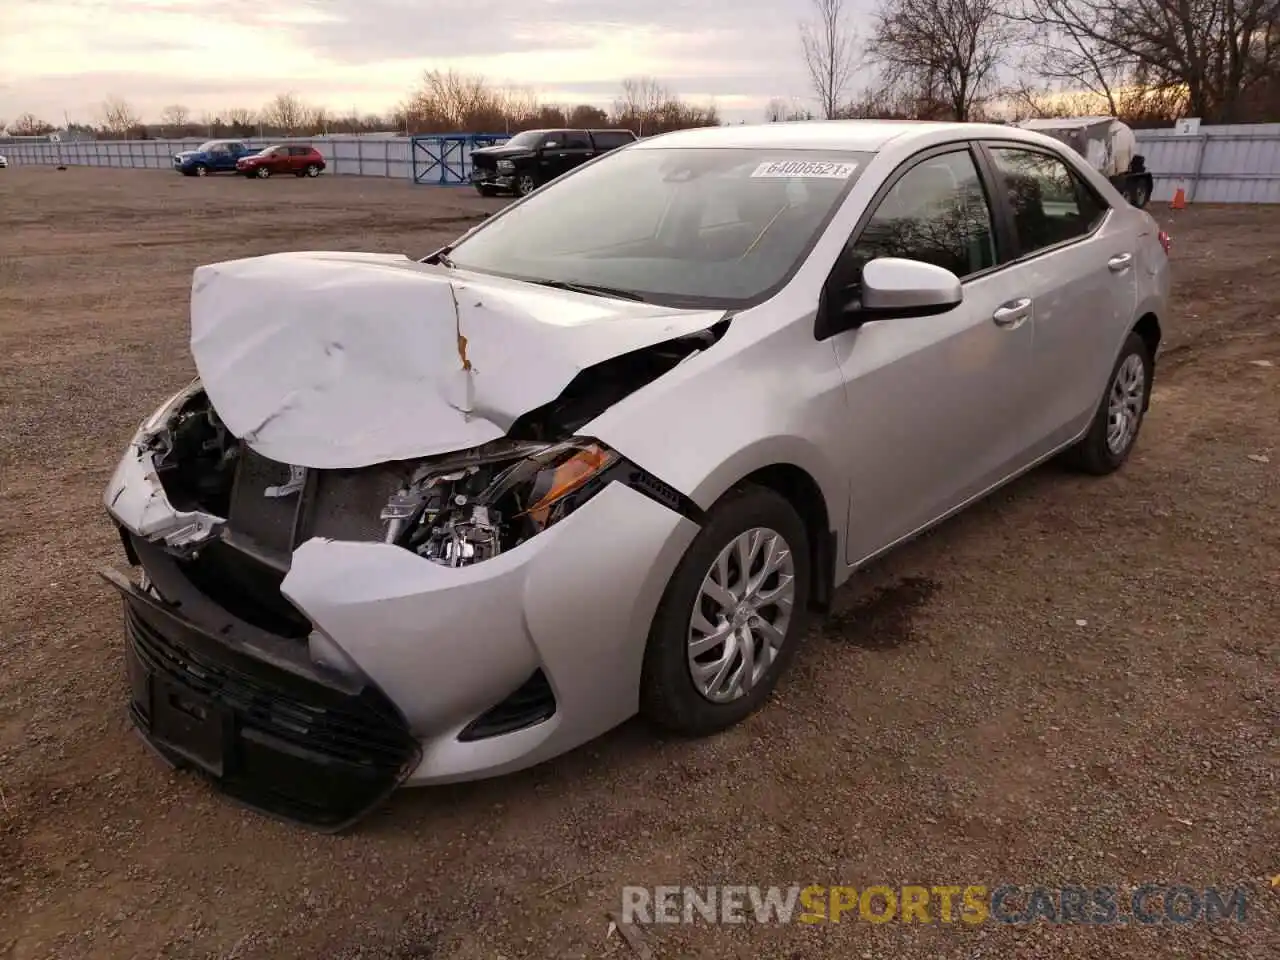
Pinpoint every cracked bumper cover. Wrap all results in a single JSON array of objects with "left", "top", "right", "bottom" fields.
[{"left": 103, "top": 436, "right": 699, "bottom": 826}]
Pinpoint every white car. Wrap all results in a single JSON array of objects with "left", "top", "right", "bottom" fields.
[{"left": 102, "top": 120, "right": 1171, "bottom": 829}]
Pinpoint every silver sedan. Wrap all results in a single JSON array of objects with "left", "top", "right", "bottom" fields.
[{"left": 102, "top": 120, "right": 1171, "bottom": 829}]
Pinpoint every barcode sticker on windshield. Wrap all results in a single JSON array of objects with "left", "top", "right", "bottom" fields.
[{"left": 750, "top": 160, "right": 858, "bottom": 179}]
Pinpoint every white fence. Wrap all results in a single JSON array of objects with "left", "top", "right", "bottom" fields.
[
  {"left": 4, "top": 124, "right": 1280, "bottom": 202},
  {"left": 3, "top": 136, "right": 418, "bottom": 180},
  {"left": 1134, "top": 122, "right": 1280, "bottom": 204}
]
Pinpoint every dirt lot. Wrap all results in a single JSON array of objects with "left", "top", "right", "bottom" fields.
[{"left": 0, "top": 167, "right": 1276, "bottom": 959}]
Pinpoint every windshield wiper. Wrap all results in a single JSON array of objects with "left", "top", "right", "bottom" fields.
[
  {"left": 527, "top": 278, "right": 647, "bottom": 302},
  {"left": 423, "top": 245, "right": 455, "bottom": 268}
]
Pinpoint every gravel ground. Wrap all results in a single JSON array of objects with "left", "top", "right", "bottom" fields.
[{"left": 0, "top": 167, "right": 1277, "bottom": 959}]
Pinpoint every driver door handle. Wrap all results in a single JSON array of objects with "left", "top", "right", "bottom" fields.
[
  {"left": 1108, "top": 253, "right": 1134, "bottom": 272},
  {"left": 992, "top": 297, "right": 1032, "bottom": 329}
]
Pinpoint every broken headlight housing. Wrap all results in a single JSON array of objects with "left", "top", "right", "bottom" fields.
[{"left": 380, "top": 438, "right": 622, "bottom": 567}]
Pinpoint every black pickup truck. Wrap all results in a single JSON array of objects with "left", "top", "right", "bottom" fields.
[{"left": 469, "top": 128, "right": 637, "bottom": 197}]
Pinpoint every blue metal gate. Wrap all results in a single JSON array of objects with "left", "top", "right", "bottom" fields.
[{"left": 411, "top": 133, "right": 510, "bottom": 185}]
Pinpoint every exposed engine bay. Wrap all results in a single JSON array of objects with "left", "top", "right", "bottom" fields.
[
  {"left": 136, "top": 321, "right": 722, "bottom": 573},
  {"left": 378, "top": 437, "right": 620, "bottom": 567}
]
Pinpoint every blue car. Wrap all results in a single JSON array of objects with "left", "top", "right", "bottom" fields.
[{"left": 172, "top": 140, "right": 260, "bottom": 177}]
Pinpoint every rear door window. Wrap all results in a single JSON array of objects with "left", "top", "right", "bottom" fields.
[
  {"left": 986, "top": 147, "right": 1109, "bottom": 254},
  {"left": 592, "top": 131, "right": 634, "bottom": 149}
]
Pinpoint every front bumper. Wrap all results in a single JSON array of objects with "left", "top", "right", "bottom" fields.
[
  {"left": 104, "top": 429, "right": 699, "bottom": 826},
  {"left": 469, "top": 168, "right": 513, "bottom": 190},
  {"left": 104, "top": 565, "right": 420, "bottom": 830}
]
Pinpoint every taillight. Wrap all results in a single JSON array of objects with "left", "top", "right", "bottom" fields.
[{"left": 1158, "top": 230, "right": 1171, "bottom": 255}]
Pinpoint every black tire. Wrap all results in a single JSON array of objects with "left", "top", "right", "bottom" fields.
[
  {"left": 514, "top": 171, "right": 538, "bottom": 197},
  {"left": 1064, "top": 331, "right": 1153, "bottom": 475},
  {"left": 1130, "top": 179, "right": 1151, "bottom": 208},
  {"left": 475, "top": 184, "right": 498, "bottom": 197},
  {"left": 193, "top": 164, "right": 208, "bottom": 177},
  {"left": 255, "top": 166, "right": 271, "bottom": 179},
  {"left": 305, "top": 164, "right": 320, "bottom": 177},
  {"left": 640, "top": 484, "right": 811, "bottom": 736}
]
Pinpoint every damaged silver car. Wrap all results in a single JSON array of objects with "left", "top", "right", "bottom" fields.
[{"left": 103, "top": 121, "right": 1170, "bottom": 829}]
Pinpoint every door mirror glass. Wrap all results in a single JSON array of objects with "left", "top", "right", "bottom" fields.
[
  {"left": 542, "top": 140, "right": 560, "bottom": 150},
  {"left": 859, "top": 257, "right": 962, "bottom": 317}
]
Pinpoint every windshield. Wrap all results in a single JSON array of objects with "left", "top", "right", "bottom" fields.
[
  {"left": 196, "top": 141, "right": 223, "bottom": 152},
  {"left": 503, "top": 131, "right": 544, "bottom": 149},
  {"left": 447, "top": 147, "right": 872, "bottom": 308}
]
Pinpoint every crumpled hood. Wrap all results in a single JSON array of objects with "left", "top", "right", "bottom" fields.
[{"left": 190, "top": 251, "right": 722, "bottom": 469}]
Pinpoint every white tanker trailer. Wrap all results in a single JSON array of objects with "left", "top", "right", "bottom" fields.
[{"left": 1015, "top": 116, "right": 1154, "bottom": 208}]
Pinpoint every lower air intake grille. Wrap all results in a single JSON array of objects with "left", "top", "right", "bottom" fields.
[
  {"left": 458, "top": 670, "right": 557, "bottom": 742},
  {"left": 124, "top": 597, "right": 420, "bottom": 829}
]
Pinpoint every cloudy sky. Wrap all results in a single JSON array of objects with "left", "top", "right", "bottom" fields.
[{"left": 0, "top": 0, "right": 878, "bottom": 127}]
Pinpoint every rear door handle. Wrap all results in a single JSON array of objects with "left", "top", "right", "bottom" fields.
[
  {"left": 992, "top": 297, "right": 1032, "bottom": 329},
  {"left": 1108, "top": 253, "right": 1134, "bottom": 272}
]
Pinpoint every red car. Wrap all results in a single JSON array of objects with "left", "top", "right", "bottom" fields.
[{"left": 237, "top": 144, "right": 326, "bottom": 179}]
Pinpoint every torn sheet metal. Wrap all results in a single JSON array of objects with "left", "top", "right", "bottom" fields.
[
  {"left": 104, "top": 439, "right": 224, "bottom": 550},
  {"left": 189, "top": 251, "right": 722, "bottom": 469}
]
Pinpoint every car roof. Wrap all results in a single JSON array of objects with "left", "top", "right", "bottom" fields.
[
  {"left": 631, "top": 120, "right": 1058, "bottom": 153},
  {"left": 1017, "top": 116, "right": 1119, "bottom": 130}
]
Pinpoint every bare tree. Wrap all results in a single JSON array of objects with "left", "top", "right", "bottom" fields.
[
  {"left": 612, "top": 76, "right": 669, "bottom": 133},
  {"left": 765, "top": 97, "right": 818, "bottom": 121},
  {"left": 800, "top": 0, "right": 858, "bottom": 118},
  {"left": 567, "top": 103, "right": 609, "bottom": 127},
  {"left": 159, "top": 104, "right": 190, "bottom": 134},
  {"left": 225, "top": 107, "right": 257, "bottom": 136},
  {"left": 866, "top": 0, "right": 1012, "bottom": 120},
  {"left": 99, "top": 96, "right": 140, "bottom": 137},
  {"left": 1008, "top": 0, "right": 1279, "bottom": 121},
  {"left": 260, "top": 93, "right": 310, "bottom": 134}
]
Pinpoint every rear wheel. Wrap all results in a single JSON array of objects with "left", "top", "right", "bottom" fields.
[
  {"left": 1064, "top": 331, "right": 1152, "bottom": 475},
  {"left": 475, "top": 185, "right": 498, "bottom": 197},
  {"left": 1129, "top": 179, "right": 1151, "bottom": 208},
  {"left": 305, "top": 164, "right": 320, "bottom": 177},
  {"left": 640, "top": 485, "right": 811, "bottom": 736}
]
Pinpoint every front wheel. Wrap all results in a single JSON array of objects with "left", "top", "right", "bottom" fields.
[
  {"left": 514, "top": 172, "right": 538, "bottom": 197},
  {"left": 1064, "top": 331, "right": 1152, "bottom": 475},
  {"left": 640, "top": 485, "right": 811, "bottom": 736},
  {"left": 193, "top": 164, "right": 208, "bottom": 177},
  {"left": 255, "top": 166, "right": 271, "bottom": 179},
  {"left": 305, "top": 164, "right": 320, "bottom": 177}
]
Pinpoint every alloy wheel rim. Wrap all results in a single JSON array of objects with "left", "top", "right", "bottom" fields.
[
  {"left": 1106, "top": 353, "right": 1146, "bottom": 455},
  {"left": 519, "top": 175, "right": 535, "bottom": 194},
  {"left": 687, "top": 527, "right": 796, "bottom": 704}
]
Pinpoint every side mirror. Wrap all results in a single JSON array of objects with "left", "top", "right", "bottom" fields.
[
  {"left": 858, "top": 257, "right": 962, "bottom": 319},
  {"left": 818, "top": 257, "right": 962, "bottom": 339},
  {"left": 542, "top": 141, "right": 560, "bottom": 150}
]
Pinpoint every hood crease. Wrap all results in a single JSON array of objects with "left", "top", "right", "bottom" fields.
[{"left": 189, "top": 252, "right": 722, "bottom": 469}]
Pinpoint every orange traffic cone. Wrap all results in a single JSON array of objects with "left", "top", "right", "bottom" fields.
[{"left": 1170, "top": 186, "right": 1187, "bottom": 210}]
